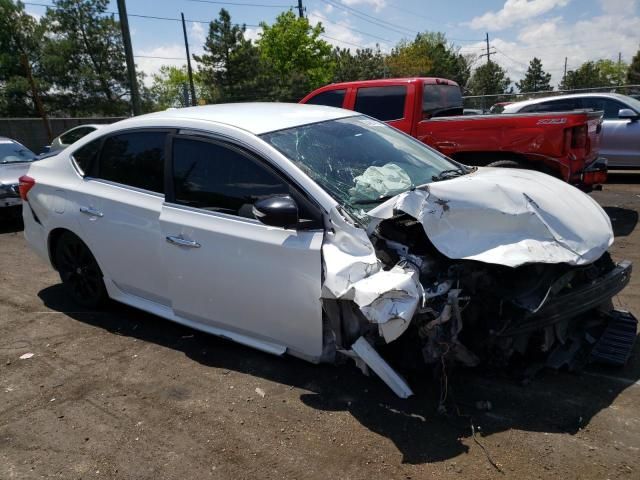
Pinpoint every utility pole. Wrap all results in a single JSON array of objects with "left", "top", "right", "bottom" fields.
[
  {"left": 485, "top": 32, "right": 491, "bottom": 63},
  {"left": 297, "top": 0, "right": 304, "bottom": 18},
  {"left": 479, "top": 32, "right": 496, "bottom": 64},
  {"left": 181, "top": 12, "right": 197, "bottom": 106},
  {"left": 117, "top": 0, "right": 141, "bottom": 116},
  {"left": 618, "top": 52, "right": 622, "bottom": 85},
  {"left": 563, "top": 56, "right": 567, "bottom": 87}
]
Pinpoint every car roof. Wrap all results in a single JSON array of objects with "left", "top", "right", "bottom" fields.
[
  {"left": 504, "top": 92, "right": 631, "bottom": 112},
  {"left": 127, "top": 103, "right": 359, "bottom": 135}
]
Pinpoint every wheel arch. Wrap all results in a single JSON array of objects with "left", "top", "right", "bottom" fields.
[{"left": 47, "top": 228, "right": 85, "bottom": 271}]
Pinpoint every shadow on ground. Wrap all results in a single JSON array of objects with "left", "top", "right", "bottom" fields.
[
  {"left": 604, "top": 206, "right": 639, "bottom": 237},
  {"left": 38, "top": 284, "right": 640, "bottom": 465}
]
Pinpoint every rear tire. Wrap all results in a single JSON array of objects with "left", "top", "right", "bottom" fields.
[
  {"left": 54, "top": 232, "right": 107, "bottom": 308},
  {"left": 486, "top": 159, "right": 525, "bottom": 168}
]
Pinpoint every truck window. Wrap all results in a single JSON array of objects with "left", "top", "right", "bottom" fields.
[
  {"left": 423, "top": 84, "right": 463, "bottom": 117},
  {"left": 306, "top": 89, "right": 346, "bottom": 108},
  {"left": 580, "top": 97, "right": 626, "bottom": 119},
  {"left": 354, "top": 86, "right": 406, "bottom": 121}
]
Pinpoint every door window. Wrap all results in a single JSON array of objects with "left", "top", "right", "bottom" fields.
[
  {"left": 95, "top": 131, "right": 168, "bottom": 193},
  {"left": 354, "top": 86, "right": 407, "bottom": 121},
  {"left": 60, "top": 126, "right": 95, "bottom": 145},
  {"left": 306, "top": 89, "right": 346, "bottom": 108},
  {"left": 520, "top": 98, "right": 580, "bottom": 113},
  {"left": 580, "top": 97, "right": 627, "bottom": 119},
  {"left": 170, "top": 137, "right": 318, "bottom": 224},
  {"left": 71, "top": 138, "right": 101, "bottom": 175}
]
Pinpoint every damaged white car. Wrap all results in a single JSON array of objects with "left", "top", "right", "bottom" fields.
[{"left": 20, "top": 104, "right": 635, "bottom": 398}]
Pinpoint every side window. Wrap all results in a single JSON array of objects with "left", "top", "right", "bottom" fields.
[
  {"left": 97, "top": 131, "right": 167, "bottom": 193},
  {"left": 306, "top": 89, "right": 346, "bottom": 108},
  {"left": 171, "top": 138, "right": 285, "bottom": 217},
  {"left": 581, "top": 97, "right": 626, "bottom": 119},
  {"left": 60, "top": 127, "right": 93, "bottom": 145},
  {"left": 521, "top": 98, "right": 580, "bottom": 113},
  {"left": 354, "top": 86, "right": 407, "bottom": 121},
  {"left": 71, "top": 138, "right": 101, "bottom": 175}
]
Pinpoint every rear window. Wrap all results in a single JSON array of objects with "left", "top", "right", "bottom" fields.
[
  {"left": 306, "top": 89, "right": 346, "bottom": 108},
  {"left": 423, "top": 84, "right": 463, "bottom": 117},
  {"left": 354, "top": 86, "right": 406, "bottom": 121}
]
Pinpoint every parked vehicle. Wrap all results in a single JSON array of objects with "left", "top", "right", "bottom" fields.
[
  {"left": 0, "top": 137, "right": 37, "bottom": 215},
  {"left": 300, "top": 78, "right": 607, "bottom": 189},
  {"left": 40, "top": 124, "right": 104, "bottom": 154},
  {"left": 503, "top": 93, "right": 640, "bottom": 168},
  {"left": 20, "top": 104, "right": 635, "bottom": 397},
  {"left": 463, "top": 108, "right": 484, "bottom": 115}
]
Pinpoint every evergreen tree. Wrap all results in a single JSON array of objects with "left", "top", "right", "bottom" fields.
[
  {"left": 627, "top": 46, "right": 640, "bottom": 85},
  {"left": 516, "top": 57, "right": 552, "bottom": 92},
  {"left": 467, "top": 61, "right": 512, "bottom": 96},
  {"left": 332, "top": 46, "right": 385, "bottom": 82}
]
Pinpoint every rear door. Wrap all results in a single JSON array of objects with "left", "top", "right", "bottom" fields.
[
  {"left": 73, "top": 129, "right": 172, "bottom": 305},
  {"left": 160, "top": 134, "right": 325, "bottom": 358},
  {"left": 580, "top": 97, "right": 640, "bottom": 167},
  {"left": 350, "top": 85, "right": 414, "bottom": 134}
]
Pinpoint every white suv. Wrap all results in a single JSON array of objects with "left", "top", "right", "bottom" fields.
[{"left": 20, "top": 103, "right": 634, "bottom": 397}]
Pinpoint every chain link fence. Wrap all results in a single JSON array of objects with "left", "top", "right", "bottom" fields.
[{"left": 462, "top": 84, "right": 640, "bottom": 112}]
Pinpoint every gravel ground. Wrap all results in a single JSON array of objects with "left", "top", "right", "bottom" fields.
[{"left": 1, "top": 173, "right": 639, "bottom": 479}]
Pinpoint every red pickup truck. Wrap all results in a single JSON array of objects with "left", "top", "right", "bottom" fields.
[{"left": 300, "top": 78, "right": 607, "bottom": 189}]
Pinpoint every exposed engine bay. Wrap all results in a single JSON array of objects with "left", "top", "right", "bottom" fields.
[{"left": 319, "top": 173, "right": 636, "bottom": 398}]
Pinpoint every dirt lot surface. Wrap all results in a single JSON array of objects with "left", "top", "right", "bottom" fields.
[{"left": 1, "top": 173, "right": 640, "bottom": 480}]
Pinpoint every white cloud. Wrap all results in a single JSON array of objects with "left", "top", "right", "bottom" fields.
[
  {"left": 599, "top": 0, "right": 638, "bottom": 14},
  {"left": 244, "top": 27, "right": 263, "bottom": 43},
  {"left": 464, "top": 7, "right": 640, "bottom": 89},
  {"left": 468, "top": 0, "right": 570, "bottom": 31},
  {"left": 135, "top": 44, "right": 187, "bottom": 86},
  {"left": 308, "top": 9, "right": 379, "bottom": 50},
  {"left": 341, "top": 0, "right": 386, "bottom": 13},
  {"left": 190, "top": 22, "right": 207, "bottom": 44}
]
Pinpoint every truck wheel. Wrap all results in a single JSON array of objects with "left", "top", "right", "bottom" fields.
[{"left": 486, "top": 159, "right": 524, "bottom": 168}]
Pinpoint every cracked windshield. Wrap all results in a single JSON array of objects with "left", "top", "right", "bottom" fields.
[{"left": 261, "top": 116, "right": 466, "bottom": 221}]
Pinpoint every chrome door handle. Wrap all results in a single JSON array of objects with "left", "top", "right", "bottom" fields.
[
  {"left": 166, "top": 235, "right": 201, "bottom": 248},
  {"left": 79, "top": 206, "right": 103, "bottom": 217}
]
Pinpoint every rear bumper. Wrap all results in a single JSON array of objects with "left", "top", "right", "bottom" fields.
[
  {"left": 570, "top": 156, "right": 608, "bottom": 191},
  {"left": 501, "top": 260, "right": 632, "bottom": 336}
]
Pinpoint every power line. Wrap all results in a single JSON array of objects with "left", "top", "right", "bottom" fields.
[
  {"left": 320, "top": 34, "right": 371, "bottom": 49},
  {"left": 187, "top": 0, "right": 294, "bottom": 7},
  {"left": 310, "top": 12, "right": 392, "bottom": 44},
  {"left": 319, "top": 0, "right": 415, "bottom": 37}
]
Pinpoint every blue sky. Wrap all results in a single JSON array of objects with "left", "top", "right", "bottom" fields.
[{"left": 24, "top": 0, "right": 640, "bottom": 88}]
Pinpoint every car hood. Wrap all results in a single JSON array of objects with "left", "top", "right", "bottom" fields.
[
  {"left": 0, "top": 162, "right": 31, "bottom": 185},
  {"left": 366, "top": 167, "right": 613, "bottom": 268}
]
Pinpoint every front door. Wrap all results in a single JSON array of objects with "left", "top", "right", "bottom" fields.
[{"left": 160, "top": 135, "right": 325, "bottom": 358}]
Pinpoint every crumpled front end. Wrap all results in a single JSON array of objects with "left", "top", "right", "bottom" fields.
[{"left": 320, "top": 169, "right": 635, "bottom": 398}]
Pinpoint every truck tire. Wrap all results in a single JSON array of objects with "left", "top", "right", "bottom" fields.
[{"left": 486, "top": 159, "right": 524, "bottom": 168}]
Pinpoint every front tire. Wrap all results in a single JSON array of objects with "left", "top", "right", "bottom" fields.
[{"left": 54, "top": 232, "right": 107, "bottom": 308}]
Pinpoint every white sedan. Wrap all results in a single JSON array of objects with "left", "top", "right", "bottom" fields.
[{"left": 20, "top": 104, "right": 634, "bottom": 397}]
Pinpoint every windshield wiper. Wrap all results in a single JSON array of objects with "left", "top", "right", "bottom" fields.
[
  {"left": 352, "top": 194, "right": 398, "bottom": 205},
  {"left": 431, "top": 168, "right": 466, "bottom": 182}
]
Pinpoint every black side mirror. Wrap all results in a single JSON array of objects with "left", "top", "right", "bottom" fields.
[{"left": 253, "top": 195, "right": 299, "bottom": 229}]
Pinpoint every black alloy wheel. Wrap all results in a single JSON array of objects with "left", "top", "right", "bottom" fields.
[{"left": 54, "top": 232, "right": 107, "bottom": 308}]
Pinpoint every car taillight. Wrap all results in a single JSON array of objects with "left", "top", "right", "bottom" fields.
[
  {"left": 18, "top": 175, "right": 35, "bottom": 201},
  {"left": 571, "top": 125, "right": 588, "bottom": 149}
]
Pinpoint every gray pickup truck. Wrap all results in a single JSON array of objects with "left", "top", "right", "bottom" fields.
[{"left": 503, "top": 93, "right": 640, "bottom": 168}]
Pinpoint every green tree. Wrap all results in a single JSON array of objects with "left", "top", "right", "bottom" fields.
[
  {"left": 516, "top": 57, "right": 552, "bottom": 92},
  {"left": 194, "top": 8, "right": 262, "bottom": 102},
  {"left": 258, "top": 10, "right": 333, "bottom": 101},
  {"left": 42, "top": 0, "right": 130, "bottom": 115},
  {"left": 627, "top": 46, "right": 640, "bottom": 85},
  {"left": 0, "top": 0, "right": 49, "bottom": 117},
  {"left": 467, "top": 61, "right": 512, "bottom": 96},
  {"left": 150, "top": 65, "right": 207, "bottom": 109},
  {"left": 560, "top": 59, "right": 628, "bottom": 90},
  {"left": 387, "top": 32, "right": 472, "bottom": 86},
  {"left": 332, "top": 46, "right": 385, "bottom": 82}
]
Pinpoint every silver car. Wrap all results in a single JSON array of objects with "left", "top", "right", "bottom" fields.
[
  {"left": 503, "top": 93, "right": 640, "bottom": 168},
  {"left": 0, "top": 137, "right": 37, "bottom": 214}
]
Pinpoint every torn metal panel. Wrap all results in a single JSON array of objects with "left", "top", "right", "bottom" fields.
[
  {"left": 350, "top": 336, "right": 414, "bottom": 398},
  {"left": 367, "top": 168, "right": 614, "bottom": 268}
]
